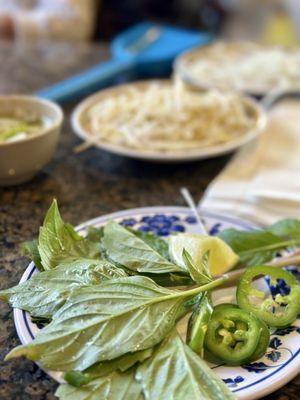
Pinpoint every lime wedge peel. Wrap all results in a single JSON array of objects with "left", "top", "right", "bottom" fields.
[{"left": 168, "top": 233, "right": 239, "bottom": 277}]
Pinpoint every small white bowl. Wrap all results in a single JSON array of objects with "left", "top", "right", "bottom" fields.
[{"left": 0, "top": 95, "right": 63, "bottom": 186}]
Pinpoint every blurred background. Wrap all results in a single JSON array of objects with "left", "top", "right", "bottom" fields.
[{"left": 0, "top": 0, "right": 299, "bottom": 45}]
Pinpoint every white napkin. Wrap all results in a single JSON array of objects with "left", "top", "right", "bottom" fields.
[{"left": 200, "top": 99, "right": 300, "bottom": 225}]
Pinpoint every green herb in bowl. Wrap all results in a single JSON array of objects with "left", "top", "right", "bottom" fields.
[{"left": 0, "top": 117, "right": 45, "bottom": 143}]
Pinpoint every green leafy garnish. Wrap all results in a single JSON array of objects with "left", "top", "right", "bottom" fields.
[
  {"left": 64, "top": 348, "right": 153, "bottom": 387},
  {"left": 218, "top": 227, "right": 299, "bottom": 267},
  {"left": 0, "top": 123, "right": 29, "bottom": 142},
  {"left": 5, "top": 275, "right": 226, "bottom": 371},
  {"left": 0, "top": 200, "right": 250, "bottom": 400},
  {"left": 267, "top": 218, "right": 300, "bottom": 240},
  {"left": 56, "top": 370, "right": 143, "bottom": 400},
  {"left": 88, "top": 225, "right": 170, "bottom": 260},
  {"left": 182, "top": 249, "right": 212, "bottom": 285},
  {"left": 128, "top": 227, "right": 170, "bottom": 259},
  {"left": 22, "top": 239, "right": 43, "bottom": 271},
  {"left": 86, "top": 226, "right": 104, "bottom": 242},
  {"left": 85, "top": 224, "right": 190, "bottom": 286},
  {"left": 38, "top": 200, "right": 101, "bottom": 270},
  {"left": 144, "top": 271, "right": 194, "bottom": 287},
  {"left": 102, "top": 221, "right": 184, "bottom": 274},
  {"left": 0, "top": 259, "right": 126, "bottom": 318},
  {"left": 136, "top": 330, "right": 235, "bottom": 400}
]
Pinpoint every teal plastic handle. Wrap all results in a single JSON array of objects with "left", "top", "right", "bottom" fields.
[{"left": 36, "top": 58, "right": 133, "bottom": 103}]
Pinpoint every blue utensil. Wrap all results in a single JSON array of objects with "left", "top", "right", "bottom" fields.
[{"left": 36, "top": 22, "right": 212, "bottom": 103}]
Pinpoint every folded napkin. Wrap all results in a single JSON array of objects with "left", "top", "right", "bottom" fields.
[{"left": 200, "top": 99, "right": 300, "bottom": 225}]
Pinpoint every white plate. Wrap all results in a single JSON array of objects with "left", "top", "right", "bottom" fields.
[
  {"left": 71, "top": 82, "right": 266, "bottom": 162},
  {"left": 13, "top": 207, "right": 300, "bottom": 399},
  {"left": 174, "top": 42, "right": 300, "bottom": 96}
]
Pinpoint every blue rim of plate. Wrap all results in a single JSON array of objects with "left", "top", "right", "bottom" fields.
[{"left": 13, "top": 206, "right": 300, "bottom": 400}]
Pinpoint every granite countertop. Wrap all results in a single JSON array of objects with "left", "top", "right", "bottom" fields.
[{"left": 0, "top": 40, "right": 298, "bottom": 399}]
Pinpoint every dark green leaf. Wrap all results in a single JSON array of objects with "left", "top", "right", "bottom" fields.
[
  {"left": 0, "top": 259, "right": 126, "bottom": 318},
  {"left": 128, "top": 227, "right": 170, "bottom": 259},
  {"left": 136, "top": 330, "right": 235, "bottom": 400},
  {"left": 182, "top": 249, "right": 212, "bottom": 285},
  {"left": 268, "top": 218, "right": 300, "bottom": 240},
  {"left": 22, "top": 240, "right": 43, "bottom": 271},
  {"left": 89, "top": 224, "right": 190, "bottom": 284},
  {"left": 56, "top": 370, "right": 143, "bottom": 400},
  {"left": 86, "top": 226, "right": 104, "bottom": 242},
  {"left": 201, "top": 251, "right": 212, "bottom": 279},
  {"left": 144, "top": 272, "right": 194, "bottom": 287},
  {"left": 218, "top": 228, "right": 296, "bottom": 267},
  {"left": 102, "top": 221, "right": 184, "bottom": 274},
  {"left": 30, "top": 316, "right": 50, "bottom": 324},
  {"left": 38, "top": 200, "right": 101, "bottom": 270},
  {"left": 88, "top": 223, "right": 171, "bottom": 265}
]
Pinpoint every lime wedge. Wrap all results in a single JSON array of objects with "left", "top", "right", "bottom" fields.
[{"left": 169, "top": 233, "right": 239, "bottom": 276}]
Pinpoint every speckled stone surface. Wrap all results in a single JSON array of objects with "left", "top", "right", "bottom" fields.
[{"left": 0, "top": 40, "right": 298, "bottom": 399}]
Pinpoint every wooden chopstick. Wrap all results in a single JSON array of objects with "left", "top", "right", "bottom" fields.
[{"left": 73, "top": 141, "right": 94, "bottom": 154}]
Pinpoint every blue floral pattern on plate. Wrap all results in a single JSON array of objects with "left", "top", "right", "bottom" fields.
[
  {"left": 121, "top": 213, "right": 224, "bottom": 237},
  {"left": 223, "top": 376, "right": 245, "bottom": 388},
  {"left": 121, "top": 214, "right": 192, "bottom": 236},
  {"left": 13, "top": 207, "right": 300, "bottom": 400}
]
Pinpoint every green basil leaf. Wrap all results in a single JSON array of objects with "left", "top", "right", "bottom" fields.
[
  {"left": 182, "top": 249, "right": 212, "bottom": 285},
  {"left": 5, "top": 275, "right": 225, "bottom": 371},
  {"left": 38, "top": 200, "right": 101, "bottom": 270},
  {"left": 88, "top": 225, "right": 170, "bottom": 260},
  {"left": 201, "top": 251, "right": 212, "bottom": 279},
  {"left": 87, "top": 224, "right": 188, "bottom": 284},
  {"left": 136, "top": 330, "right": 235, "bottom": 400},
  {"left": 64, "top": 348, "right": 153, "bottom": 387},
  {"left": 86, "top": 226, "right": 104, "bottom": 242},
  {"left": 267, "top": 218, "right": 300, "bottom": 240},
  {"left": 102, "top": 221, "right": 184, "bottom": 274},
  {"left": 22, "top": 239, "right": 43, "bottom": 271},
  {"left": 56, "top": 370, "right": 143, "bottom": 400},
  {"left": 128, "top": 227, "right": 170, "bottom": 259},
  {"left": 218, "top": 228, "right": 295, "bottom": 267},
  {"left": 144, "top": 272, "right": 194, "bottom": 287},
  {"left": 0, "top": 259, "right": 126, "bottom": 318}
]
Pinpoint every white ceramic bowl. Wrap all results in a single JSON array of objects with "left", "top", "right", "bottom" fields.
[{"left": 0, "top": 95, "right": 63, "bottom": 186}]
